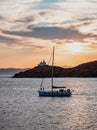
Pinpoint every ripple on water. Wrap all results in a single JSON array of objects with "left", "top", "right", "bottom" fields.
[{"left": 0, "top": 78, "right": 97, "bottom": 130}]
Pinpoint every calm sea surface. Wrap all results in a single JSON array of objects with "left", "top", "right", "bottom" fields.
[{"left": 0, "top": 76, "right": 97, "bottom": 130}]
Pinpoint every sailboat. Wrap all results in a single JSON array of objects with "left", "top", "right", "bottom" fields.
[{"left": 38, "top": 47, "right": 72, "bottom": 97}]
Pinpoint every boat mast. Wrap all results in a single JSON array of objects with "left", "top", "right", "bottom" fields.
[{"left": 51, "top": 46, "right": 55, "bottom": 91}]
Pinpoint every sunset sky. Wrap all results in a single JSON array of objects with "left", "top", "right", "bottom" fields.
[{"left": 0, "top": 0, "right": 97, "bottom": 68}]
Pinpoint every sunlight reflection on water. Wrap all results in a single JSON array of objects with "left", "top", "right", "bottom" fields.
[{"left": 0, "top": 78, "right": 97, "bottom": 130}]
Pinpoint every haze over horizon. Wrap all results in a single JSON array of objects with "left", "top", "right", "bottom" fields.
[{"left": 0, "top": 0, "right": 97, "bottom": 68}]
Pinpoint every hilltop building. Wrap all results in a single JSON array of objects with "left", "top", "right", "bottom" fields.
[{"left": 38, "top": 60, "right": 46, "bottom": 67}]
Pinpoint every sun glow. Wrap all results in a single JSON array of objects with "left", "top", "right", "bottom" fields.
[{"left": 66, "top": 43, "right": 83, "bottom": 53}]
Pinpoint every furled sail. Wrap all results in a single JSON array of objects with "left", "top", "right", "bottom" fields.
[{"left": 52, "top": 86, "right": 66, "bottom": 89}]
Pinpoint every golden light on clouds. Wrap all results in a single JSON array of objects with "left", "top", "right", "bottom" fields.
[
  {"left": 65, "top": 43, "right": 84, "bottom": 53},
  {"left": 0, "top": 0, "right": 97, "bottom": 68}
]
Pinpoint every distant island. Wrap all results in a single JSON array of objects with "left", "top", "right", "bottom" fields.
[
  {"left": 13, "top": 60, "right": 97, "bottom": 78},
  {"left": 0, "top": 68, "right": 29, "bottom": 75}
]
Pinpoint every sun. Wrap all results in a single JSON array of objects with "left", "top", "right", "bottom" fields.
[{"left": 66, "top": 43, "right": 83, "bottom": 53}]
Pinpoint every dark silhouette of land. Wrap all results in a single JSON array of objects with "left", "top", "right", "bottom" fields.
[{"left": 13, "top": 61, "right": 97, "bottom": 78}]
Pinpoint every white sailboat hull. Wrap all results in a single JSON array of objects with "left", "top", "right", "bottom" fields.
[{"left": 38, "top": 90, "right": 72, "bottom": 97}]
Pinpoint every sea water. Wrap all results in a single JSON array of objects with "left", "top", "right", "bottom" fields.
[{"left": 0, "top": 77, "right": 97, "bottom": 130}]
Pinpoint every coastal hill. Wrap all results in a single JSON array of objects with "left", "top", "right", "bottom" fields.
[{"left": 13, "top": 60, "right": 97, "bottom": 78}]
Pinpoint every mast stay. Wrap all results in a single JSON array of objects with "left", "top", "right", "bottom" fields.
[
  {"left": 40, "top": 46, "right": 66, "bottom": 90},
  {"left": 51, "top": 46, "right": 55, "bottom": 91}
]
